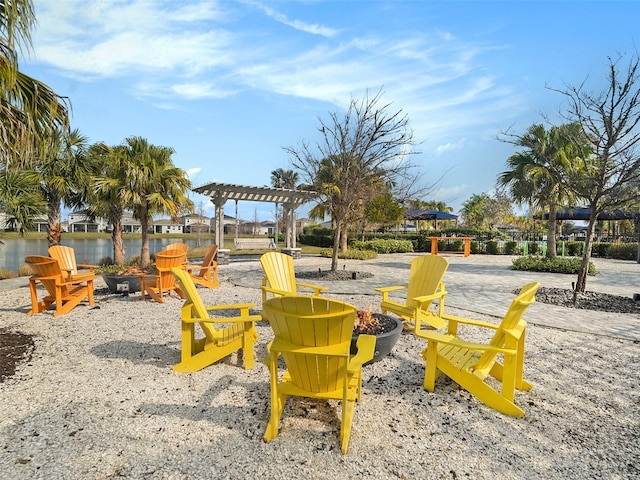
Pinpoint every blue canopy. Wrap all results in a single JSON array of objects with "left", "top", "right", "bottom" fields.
[{"left": 404, "top": 209, "right": 458, "bottom": 221}]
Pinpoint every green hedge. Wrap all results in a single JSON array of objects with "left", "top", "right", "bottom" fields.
[
  {"left": 319, "top": 248, "right": 378, "bottom": 260},
  {"left": 511, "top": 256, "right": 596, "bottom": 275},
  {"left": 351, "top": 238, "right": 414, "bottom": 254}
]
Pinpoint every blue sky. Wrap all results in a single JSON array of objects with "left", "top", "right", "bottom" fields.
[{"left": 22, "top": 0, "right": 639, "bottom": 222}]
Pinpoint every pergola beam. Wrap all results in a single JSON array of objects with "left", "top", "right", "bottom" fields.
[{"left": 193, "top": 181, "right": 318, "bottom": 249}]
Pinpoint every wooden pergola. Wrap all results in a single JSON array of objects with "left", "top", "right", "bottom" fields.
[{"left": 193, "top": 181, "right": 318, "bottom": 249}]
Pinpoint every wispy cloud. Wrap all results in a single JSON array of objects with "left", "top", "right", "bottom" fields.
[
  {"left": 29, "top": 0, "right": 523, "bottom": 141},
  {"left": 247, "top": 1, "right": 339, "bottom": 37}
]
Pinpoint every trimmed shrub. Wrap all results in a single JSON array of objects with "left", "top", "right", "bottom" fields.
[
  {"left": 351, "top": 239, "right": 413, "bottom": 254},
  {"left": 527, "top": 242, "right": 539, "bottom": 255},
  {"left": 470, "top": 241, "right": 481, "bottom": 254},
  {"left": 486, "top": 240, "right": 499, "bottom": 255},
  {"left": 511, "top": 256, "right": 596, "bottom": 275},
  {"left": 565, "top": 241, "right": 584, "bottom": 256},
  {"left": 606, "top": 243, "right": 637, "bottom": 261},
  {"left": 320, "top": 248, "right": 378, "bottom": 260},
  {"left": 504, "top": 241, "right": 519, "bottom": 255},
  {"left": 591, "top": 242, "right": 610, "bottom": 257}
]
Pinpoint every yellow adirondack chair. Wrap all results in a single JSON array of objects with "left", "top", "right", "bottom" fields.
[
  {"left": 259, "top": 251, "right": 327, "bottom": 303},
  {"left": 418, "top": 282, "right": 540, "bottom": 417},
  {"left": 48, "top": 245, "right": 98, "bottom": 281},
  {"left": 139, "top": 250, "right": 186, "bottom": 303},
  {"left": 186, "top": 244, "right": 219, "bottom": 288},
  {"left": 171, "top": 268, "right": 259, "bottom": 372},
  {"left": 375, "top": 255, "right": 449, "bottom": 331},
  {"left": 25, "top": 255, "right": 96, "bottom": 316},
  {"left": 262, "top": 295, "right": 376, "bottom": 454}
]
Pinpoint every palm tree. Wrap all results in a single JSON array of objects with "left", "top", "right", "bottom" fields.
[
  {"left": 36, "top": 128, "right": 92, "bottom": 245},
  {"left": 1, "top": 0, "right": 69, "bottom": 165},
  {"left": 497, "top": 124, "right": 584, "bottom": 258},
  {"left": 122, "top": 136, "right": 193, "bottom": 265},
  {"left": 0, "top": 167, "right": 45, "bottom": 232},
  {"left": 88, "top": 143, "right": 129, "bottom": 264},
  {"left": 270, "top": 168, "right": 299, "bottom": 245}
]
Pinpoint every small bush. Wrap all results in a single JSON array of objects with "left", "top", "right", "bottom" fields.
[
  {"left": 17, "top": 265, "right": 33, "bottom": 277},
  {"left": 606, "top": 243, "right": 637, "bottom": 261},
  {"left": 486, "top": 240, "right": 499, "bottom": 255},
  {"left": 565, "top": 241, "right": 584, "bottom": 256},
  {"left": 470, "top": 241, "right": 480, "bottom": 254},
  {"left": 591, "top": 242, "right": 610, "bottom": 257},
  {"left": 527, "top": 242, "right": 539, "bottom": 255},
  {"left": 504, "top": 241, "right": 518, "bottom": 255},
  {"left": 0, "top": 268, "right": 18, "bottom": 280},
  {"left": 511, "top": 256, "right": 596, "bottom": 275}
]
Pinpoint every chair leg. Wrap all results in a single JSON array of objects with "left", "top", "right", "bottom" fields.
[{"left": 422, "top": 343, "right": 439, "bottom": 392}]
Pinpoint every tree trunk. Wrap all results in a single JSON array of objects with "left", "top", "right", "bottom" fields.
[
  {"left": 47, "top": 195, "right": 62, "bottom": 246},
  {"left": 331, "top": 220, "right": 342, "bottom": 271},
  {"left": 546, "top": 203, "right": 557, "bottom": 259},
  {"left": 111, "top": 214, "right": 125, "bottom": 265},
  {"left": 340, "top": 224, "right": 348, "bottom": 252},
  {"left": 573, "top": 214, "right": 598, "bottom": 295},
  {"left": 140, "top": 204, "right": 151, "bottom": 266}
]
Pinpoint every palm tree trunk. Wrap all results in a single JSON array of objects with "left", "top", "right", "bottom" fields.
[
  {"left": 139, "top": 204, "right": 151, "bottom": 265},
  {"left": 47, "top": 194, "right": 62, "bottom": 246},
  {"left": 111, "top": 214, "right": 125, "bottom": 264}
]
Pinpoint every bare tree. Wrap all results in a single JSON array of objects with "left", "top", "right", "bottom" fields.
[
  {"left": 284, "top": 89, "right": 425, "bottom": 270},
  {"left": 551, "top": 54, "right": 640, "bottom": 293}
]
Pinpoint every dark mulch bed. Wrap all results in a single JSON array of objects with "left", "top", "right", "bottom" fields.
[
  {"left": 517, "top": 286, "right": 640, "bottom": 314},
  {"left": 0, "top": 328, "right": 35, "bottom": 383},
  {"left": 296, "top": 269, "right": 374, "bottom": 281}
]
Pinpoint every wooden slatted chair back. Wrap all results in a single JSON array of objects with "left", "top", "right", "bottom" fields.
[
  {"left": 26, "top": 255, "right": 66, "bottom": 294},
  {"left": 260, "top": 251, "right": 297, "bottom": 295},
  {"left": 405, "top": 255, "right": 449, "bottom": 309},
  {"left": 472, "top": 281, "right": 539, "bottom": 378},
  {"left": 262, "top": 296, "right": 357, "bottom": 393},
  {"left": 166, "top": 242, "right": 189, "bottom": 254}
]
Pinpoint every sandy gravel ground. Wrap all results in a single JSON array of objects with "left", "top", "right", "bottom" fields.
[{"left": 0, "top": 257, "right": 638, "bottom": 480}]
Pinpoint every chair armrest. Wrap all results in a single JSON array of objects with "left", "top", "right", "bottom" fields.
[
  {"left": 206, "top": 303, "right": 256, "bottom": 314},
  {"left": 77, "top": 263, "right": 98, "bottom": 270},
  {"left": 261, "top": 285, "right": 291, "bottom": 296},
  {"left": 348, "top": 334, "right": 376, "bottom": 371},
  {"left": 412, "top": 290, "right": 447, "bottom": 305},
  {"left": 374, "top": 285, "right": 406, "bottom": 294},
  {"left": 182, "top": 313, "right": 261, "bottom": 325},
  {"left": 269, "top": 337, "right": 351, "bottom": 357},
  {"left": 295, "top": 282, "right": 327, "bottom": 294},
  {"left": 417, "top": 330, "right": 516, "bottom": 354},
  {"left": 441, "top": 313, "right": 499, "bottom": 330}
]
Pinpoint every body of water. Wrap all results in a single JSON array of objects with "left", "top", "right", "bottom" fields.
[{"left": 0, "top": 238, "right": 204, "bottom": 272}]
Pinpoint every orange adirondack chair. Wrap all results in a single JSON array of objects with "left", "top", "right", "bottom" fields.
[
  {"left": 166, "top": 242, "right": 189, "bottom": 254},
  {"left": 25, "top": 255, "right": 96, "bottom": 316},
  {"left": 259, "top": 251, "right": 327, "bottom": 302},
  {"left": 262, "top": 295, "right": 376, "bottom": 454},
  {"left": 139, "top": 250, "right": 186, "bottom": 303},
  {"left": 48, "top": 245, "right": 98, "bottom": 281},
  {"left": 186, "top": 244, "right": 219, "bottom": 288},
  {"left": 171, "top": 267, "right": 259, "bottom": 372},
  {"left": 418, "top": 282, "right": 540, "bottom": 417}
]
